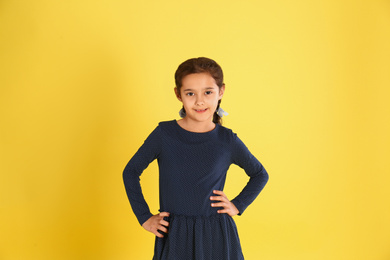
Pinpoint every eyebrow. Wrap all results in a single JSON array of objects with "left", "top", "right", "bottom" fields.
[{"left": 183, "top": 87, "right": 215, "bottom": 92}]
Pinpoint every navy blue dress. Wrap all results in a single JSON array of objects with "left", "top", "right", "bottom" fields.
[{"left": 123, "top": 120, "right": 269, "bottom": 260}]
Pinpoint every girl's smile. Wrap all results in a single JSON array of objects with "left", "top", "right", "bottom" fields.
[{"left": 195, "top": 108, "right": 208, "bottom": 113}]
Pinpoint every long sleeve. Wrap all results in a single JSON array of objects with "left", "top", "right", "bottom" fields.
[
  {"left": 123, "top": 125, "right": 161, "bottom": 226},
  {"left": 230, "top": 133, "right": 269, "bottom": 215}
]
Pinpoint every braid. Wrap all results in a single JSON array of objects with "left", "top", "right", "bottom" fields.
[{"left": 213, "top": 100, "right": 222, "bottom": 125}]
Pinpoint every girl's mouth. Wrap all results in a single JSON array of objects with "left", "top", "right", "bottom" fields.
[{"left": 195, "top": 108, "right": 208, "bottom": 113}]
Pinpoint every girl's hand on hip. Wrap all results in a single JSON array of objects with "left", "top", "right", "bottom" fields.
[
  {"left": 142, "top": 212, "right": 170, "bottom": 238},
  {"left": 210, "top": 190, "right": 239, "bottom": 217}
]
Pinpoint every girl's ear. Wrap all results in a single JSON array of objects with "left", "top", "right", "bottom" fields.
[
  {"left": 174, "top": 87, "right": 182, "bottom": 101},
  {"left": 218, "top": 84, "right": 225, "bottom": 100}
]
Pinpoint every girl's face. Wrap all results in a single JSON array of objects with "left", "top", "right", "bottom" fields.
[{"left": 175, "top": 72, "right": 225, "bottom": 124}]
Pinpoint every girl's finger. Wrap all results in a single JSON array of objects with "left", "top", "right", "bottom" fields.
[
  {"left": 160, "top": 220, "right": 170, "bottom": 227},
  {"left": 217, "top": 209, "right": 228, "bottom": 214},
  {"left": 211, "top": 202, "right": 226, "bottom": 208},
  {"left": 213, "top": 190, "right": 228, "bottom": 199},
  {"left": 210, "top": 195, "right": 228, "bottom": 202},
  {"left": 219, "top": 196, "right": 228, "bottom": 202},
  {"left": 155, "top": 231, "right": 164, "bottom": 238},
  {"left": 159, "top": 212, "right": 170, "bottom": 217},
  {"left": 158, "top": 225, "right": 168, "bottom": 233}
]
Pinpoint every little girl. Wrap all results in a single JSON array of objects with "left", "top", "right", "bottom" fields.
[{"left": 123, "top": 57, "right": 269, "bottom": 260}]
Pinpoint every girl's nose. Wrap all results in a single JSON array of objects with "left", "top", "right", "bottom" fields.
[{"left": 196, "top": 97, "right": 205, "bottom": 105}]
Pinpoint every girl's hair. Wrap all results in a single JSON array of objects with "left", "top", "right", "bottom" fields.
[{"left": 174, "top": 57, "right": 225, "bottom": 125}]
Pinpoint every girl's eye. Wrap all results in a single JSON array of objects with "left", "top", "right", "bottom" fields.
[
  {"left": 205, "top": 91, "right": 212, "bottom": 95},
  {"left": 186, "top": 92, "right": 194, "bottom": 96}
]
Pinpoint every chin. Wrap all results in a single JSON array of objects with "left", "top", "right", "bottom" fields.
[{"left": 192, "top": 114, "right": 214, "bottom": 122}]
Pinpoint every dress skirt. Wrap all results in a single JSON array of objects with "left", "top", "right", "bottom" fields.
[{"left": 153, "top": 213, "right": 244, "bottom": 260}]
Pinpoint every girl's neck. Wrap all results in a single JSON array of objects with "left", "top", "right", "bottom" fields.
[{"left": 176, "top": 118, "right": 216, "bottom": 133}]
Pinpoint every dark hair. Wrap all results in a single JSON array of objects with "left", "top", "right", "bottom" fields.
[{"left": 174, "top": 57, "right": 225, "bottom": 125}]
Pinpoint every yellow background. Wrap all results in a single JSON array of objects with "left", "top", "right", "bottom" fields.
[{"left": 1, "top": 0, "right": 389, "bottom": 259}]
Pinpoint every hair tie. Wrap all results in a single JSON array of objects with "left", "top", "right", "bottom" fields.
[
  {"left": 216, "top": 107, "right": 228, "bottom": 117},
  {"left": 179, "top": 108, "right": 186, "bottom": 118}
]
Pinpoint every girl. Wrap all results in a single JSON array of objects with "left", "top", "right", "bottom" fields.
[{"left": 123, "top": 57, "right": 269, "bottom": 259}]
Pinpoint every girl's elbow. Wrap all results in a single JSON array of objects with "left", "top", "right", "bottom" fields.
[{"left": 263, "top": 167, "right": 269, "bottom": 179}]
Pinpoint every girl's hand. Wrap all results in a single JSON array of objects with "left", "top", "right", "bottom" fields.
[
  {"left": 210, "top": 190, "right": 239, "bottom": 217},
  {"left": 142, "top": 212, "right": 170, "bottom": 238}
]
